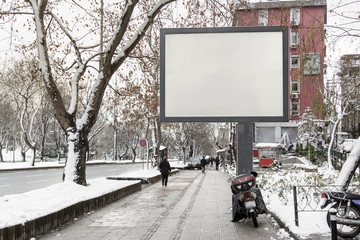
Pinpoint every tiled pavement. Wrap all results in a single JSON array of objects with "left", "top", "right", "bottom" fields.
[{"left": 38, "top": 169, "right": 286, "bottom": 240}]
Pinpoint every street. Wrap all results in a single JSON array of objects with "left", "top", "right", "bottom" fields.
[{"left": 0, "top": 163, "right": 144, "bottom": 197}]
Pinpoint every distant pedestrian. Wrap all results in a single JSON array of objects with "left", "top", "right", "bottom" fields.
[
  {"left": 215, "top": 156, "right": 220, "bottom": 170},
  {"left": 159, "top": 156, "right": 171, "bottom": 186},
  {"left": 200, "top": 156, "right": 207, "bottom": 174}
]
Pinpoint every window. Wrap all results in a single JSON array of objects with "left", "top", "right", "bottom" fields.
[
  {"left": 258, "top": 10, "right": 268, "bottom": 26},
  {"left": 303, "top": 53, "right": 320, "bottom": 75},
  {"left": 290, "top": 30, "right": 300, "bottom": 48},
  {"left": 291, "top": 55, "right": 299, "bottom": 69},
  {"left": 291, "top": 78, "right": 299, "bottom": 93},
  {"left": 290, "top": 8, "right": 300, "bottom": 26},
  {"left": 291, "top": 101, "right": 300, "bottom": 116}
]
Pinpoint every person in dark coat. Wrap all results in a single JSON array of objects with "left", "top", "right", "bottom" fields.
[
  {"left": 159, "top": 156, "right": 171, "bottom": 186},
  {"left": 200, "top": 156, "right": 207, "bottom": 174},
  {"left": 215, "top": 156, "right": 220, "bottom": 170}
]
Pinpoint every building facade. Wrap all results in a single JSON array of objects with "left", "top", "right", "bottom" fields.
[
  {"left": 233, "top": 0, "right": 326, "bottom": 143},
  {"left": 338, "top": 54, "right": 360, "bottom": 138}
]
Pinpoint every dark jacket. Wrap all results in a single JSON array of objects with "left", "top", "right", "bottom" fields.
[
  {"left": 200, "top": 158, "right": 206, "bottom": 167},
  {"left": 159, "top": 159, "right": 171, "bottom": 175}
]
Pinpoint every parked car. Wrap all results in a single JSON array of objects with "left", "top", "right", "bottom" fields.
[
  {"left": 340, "top": 139, "right": 356, "bottom": 153},
  {"left": 186, "top": 156, "right": 201, "bottom": 170}
]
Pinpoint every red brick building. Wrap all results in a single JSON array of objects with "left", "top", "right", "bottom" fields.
[{"left": 233, "top": 0, "right": 326, "bottom": 143}]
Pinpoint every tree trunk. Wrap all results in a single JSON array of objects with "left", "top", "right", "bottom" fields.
[
  {"left": 86, "top": 141, "right": 90, "bottom": 162},
  {"left": 182, "top": 146, "right": 186, "bottom": 164},
  {"left": 62, "top": 129, "right": 88, "bottom": 186},
  {"left": 155, "top": 118, "right": 162, "bottom": 169},
  {"left": 54, "top": 122, "right": 61, "bottom": 162},
  {"left": 21, "top": 151, "right": 26, "bottom": 162},
  {"left": 30, "top": 146, "right": 36, "bottom": 166},
  {"left": 119, "top": 144, "right": 129, "bottom": 160},
  {"left": 131, "top": 147, "right": 136, "bottom": 163},
  {"left": 229, "top": 123, "right": 237, "bottom": 165},
  {"left": 113, "top": 128, "right": 118, "bottom": 161},
  {"left": 40, "top": 135, "right": 45, "bottom": 162},
  {"left": 0, "top": 143, "right": 3, "bottom": 162},
  {"left": 327, "top": 120, "right": 339, "bottom": 170}
]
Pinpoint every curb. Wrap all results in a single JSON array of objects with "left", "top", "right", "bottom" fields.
[
  {"left": 107, "top": 169, "right": 180, "bottom": 183},
  {"left": 0, "top": 170, "right": 180, "bottom": 240},
  {"left": 266, "top": 208, "right": 301, "bottom": 240}
]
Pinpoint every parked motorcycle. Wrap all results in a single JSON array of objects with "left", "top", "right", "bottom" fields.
[
  {"left": 230, "top": 172, "right": 266, "bottom": 227},
  {"left": 321, "top": 190, "right": 360, "bottom": 238}
]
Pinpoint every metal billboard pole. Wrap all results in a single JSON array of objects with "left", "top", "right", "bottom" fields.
[{"left": 236, "top": 123, "right": 253, "bottom": 175}]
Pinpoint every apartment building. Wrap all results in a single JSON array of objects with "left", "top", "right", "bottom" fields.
[
  {"left": 338, "top": 54, "right": 360, "bottom": 138},
  {"left": 234, "top": 0, "right": 327, "bottom": 143}
]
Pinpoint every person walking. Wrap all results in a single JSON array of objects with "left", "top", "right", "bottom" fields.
[
  {"left": 200, "top": 156, "right": 207, "bottom": 174},
  {"left": 159, "top": 156, "right": 171, "bottom": 186},
  {"left": 215, "top": 156, "right": 220, "bottom": 170}
]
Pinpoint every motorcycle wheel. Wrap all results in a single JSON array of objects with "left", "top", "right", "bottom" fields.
[
  {"left": 326, "top": 203, "right": 360, "bottom": 238},
  {"left": 250, "top": 211, "right": 258, "bottom": 228}
]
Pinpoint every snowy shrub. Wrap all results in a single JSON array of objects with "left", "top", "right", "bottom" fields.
[{"left": 257, "top": 168, "right": 338, "bottom": 205}]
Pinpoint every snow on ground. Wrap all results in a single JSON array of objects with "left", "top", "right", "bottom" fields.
[
  {"left": 0, "top": 155, "right": 340, "bottom": 238},
  {"left": 0, "top": 157, "right": 185, "bottom": 229},
  {"left": 0, "top": 177, "right": 141, "bottom": 228},
  {"left": 259, "top": 165, "right": 338, "bottom": 239}
]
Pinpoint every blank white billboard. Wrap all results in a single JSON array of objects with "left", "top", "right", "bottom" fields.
[{"left": 160, "top": 27, "right": 289, "bottom": 122}]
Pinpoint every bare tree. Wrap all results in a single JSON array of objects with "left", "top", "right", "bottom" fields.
[
  {"left": 0, "top": 93, "right": 16, "bottom": 162},
  {"left": 2, "top": 0, "right": 175, "bottom": 185},
  {"left": 298, "top": 107, "right": 323, "bottom": 162},
  {"left": 36, "top": 100, "right": 53, "bottom": 161},
  {"left": 1, "top": 59, "right": 44, "bottom": 166}
]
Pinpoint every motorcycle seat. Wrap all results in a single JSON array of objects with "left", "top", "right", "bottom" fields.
[{"left": 344, "top": 192, "right": 360, "bottom": 200}]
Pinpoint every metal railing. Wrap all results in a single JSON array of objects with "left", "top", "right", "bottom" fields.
[
  {"left": 293, "top": 184, "right": 360, "bottom": 226},
  {"left": 293, "top": 185, "right": 326, "bottom": 226}
]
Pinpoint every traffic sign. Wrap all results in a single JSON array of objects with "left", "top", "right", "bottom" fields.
[{"left": 139, "top": 139, "right": 147, "bottom": 147}]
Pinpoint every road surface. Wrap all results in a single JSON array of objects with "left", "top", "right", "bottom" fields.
[{"left": 0, "top": 163, "right": 144, "bottom": 197}]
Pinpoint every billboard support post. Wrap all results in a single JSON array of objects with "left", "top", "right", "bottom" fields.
[{"left": 237, "top": 123, "right": 253, "bottom": 175}]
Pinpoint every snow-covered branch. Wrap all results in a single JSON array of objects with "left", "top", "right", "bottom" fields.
[
  {"left": 26, "top": 0, "right": 71, "bottom": 129},
  {"left": 111, "top": 0, "right": 176, "bottom": 71},
  {"left": 102, "top": 0, "right": 139, "bottom": 69}
]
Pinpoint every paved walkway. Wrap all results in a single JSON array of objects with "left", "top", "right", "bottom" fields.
[{"left": 38, "top": 169, "right": 284, "bottom": 240}]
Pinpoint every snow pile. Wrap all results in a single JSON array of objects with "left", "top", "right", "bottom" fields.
[
  {"left": 169, "top": 161, "right": 186, "bottom": 169},
  {"left": 0, "top": 161, "right": 63, "bottom": 169},
  {"left": 0, "top": 178, "right": 140, "bottom": 228}
]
